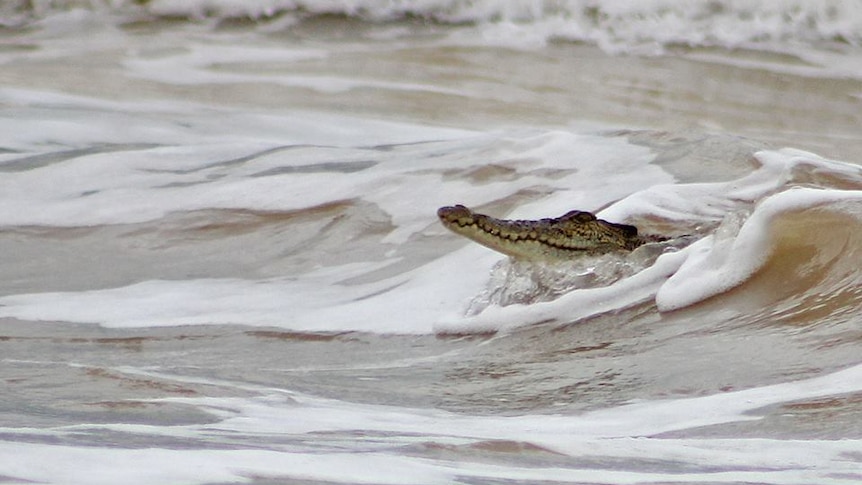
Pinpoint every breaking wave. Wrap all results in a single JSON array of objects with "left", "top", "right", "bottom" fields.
[
  {"left": 437, "top": 150, "right": 862, "bottom": 334},
  {"left": 656, "top": 188, "right": 862, "bottom": 313},
  {"left": 3, "top": 0, "right": 862, "bottom": 53}
]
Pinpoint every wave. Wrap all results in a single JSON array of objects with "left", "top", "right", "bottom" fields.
[
  {"left": 1, "top": 123, "right": 860, "bottom": 335},
  {"left": 3, "top": 1, "right": 862, "bottom": 53},
  {"left": 436, "top": 187, "right": 862, "bottom": 334},
  {"left": 657, "top": 187, "right": 862, "bottom": 312},
  {"left": 437, "top": 149, "right": 862, "bottom": 334}
]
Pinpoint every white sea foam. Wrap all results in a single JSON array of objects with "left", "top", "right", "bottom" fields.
[
  {"left": 4, "top": 438, "right": 856, "bottom": 485},
  {"left": 120, "top": 39, "right": 469, "bottom": 95},
  {"left": 0, "top": 442, "right": 453, "bottom": 485},
  {"left": 1, "top": 132, "right": 860, "bottom": 334},
  {"left": 2, "top": 362, "right": 860, "bottom": 484},
  {"left": 0, "top": 87, "right": 473, "bottom": 152},
  {"left": 435, "top": 248, "right": 691, "bottom": 334},
  {"left": 0, "top": 250, "right": 491, "bottom": 333},
  {"left": 0, "top": 86, "right": 666, "bottom": 335},
  {"left": 440, "top": 148, "right": 862, "bottom": 332},
  {"left": 657, "top": 186, "right": 862, "bottom": 311},
  {"left": 1, "top": 5, "right": 860, "bottom": 484},
  {"left": 0, "top": 92, "right": 648, "bottom": 229},
  {"left": 170, "top": 360, "right": 862, "bottom": 440},
  {"left": 7, "top": 1, "right": 862, "bottom": 56}
]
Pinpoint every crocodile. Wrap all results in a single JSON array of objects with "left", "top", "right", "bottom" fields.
[{"left": 438, "top": 204, "right": 659, "bottom": 261}]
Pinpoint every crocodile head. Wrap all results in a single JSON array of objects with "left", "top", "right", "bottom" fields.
[{"left": 437, "top": 204, "right": 644, "bottom": 261}]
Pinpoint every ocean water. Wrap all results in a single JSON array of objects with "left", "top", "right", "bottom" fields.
[{"left": 1, "top": 2, "right": 862, "bottom": 484}]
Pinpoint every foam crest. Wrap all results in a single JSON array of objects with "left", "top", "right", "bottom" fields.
[
  {"left": 2, "top": 137, "right": 860, "bottom": 335},
  {"left": 3, "top": 363, "right": 861, "bottom": 484},
  {"left": 187, "top": 361, "right": 862, "bottom": 439},
  {"left": 8, "top": 1, "right": 862, "bottom": 54},
  {"left": 656, "top": 186, "right": 862, "bottom": 311},
  {"left": 439, "top": 148, "right": 862, "bottom": 331},
  {"left": 0, "top": 114, "right": 668, "bottom": 334},
  {"left": 436, "top": 249, "right": 689, "bottom": 334},
  {"left": 0, "top": 249, "right": 493, "bottom": 333}
]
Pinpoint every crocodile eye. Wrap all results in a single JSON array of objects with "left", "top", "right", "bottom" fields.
[{"left": 608, "top": 222, "right": 638, "bottom": 237}]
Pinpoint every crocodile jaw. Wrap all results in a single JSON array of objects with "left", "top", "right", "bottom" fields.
[{"left": 437, "top": 204, "right": 642, "bottom": 261}]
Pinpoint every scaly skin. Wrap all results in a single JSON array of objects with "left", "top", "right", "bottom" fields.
[{"left": 437, "top": 204, "right": 649, "bottom": 261}]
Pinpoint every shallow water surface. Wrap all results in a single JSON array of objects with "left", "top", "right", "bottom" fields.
[{"left": 1, "top": 3, "right": 862, "bottom": 484}]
